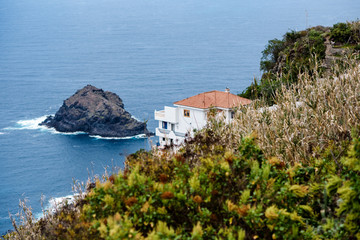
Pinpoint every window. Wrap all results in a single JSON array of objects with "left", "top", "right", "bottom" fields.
[
  {"left": 231, "top": 111, "right": 235, "bottom": 119},
  {"left": 162, "top": 121, "right": 167, "bottom": 129},
  {"left": 184, "top": 109, "right": 190, "bottom": 117}
]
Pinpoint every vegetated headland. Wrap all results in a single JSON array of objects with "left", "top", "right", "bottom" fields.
[
  {"left": 239, "top": 20, "right": 360, "bottom": 105},
  {"left": 3, "top": 21, "right": 360, "bottom": 240}
]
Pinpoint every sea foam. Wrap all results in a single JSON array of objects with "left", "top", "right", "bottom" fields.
[
  {"left": 4, "top": 115, "right": 49, "bottom": 131},
  {"left": 90, "top": 133, "right": 147, "bottom": 140},
  {"left": 35, "top": 194, "right": 84, "bottom": 219},
  {"left": 4, "top": 116, "right": 147, "bottom": 139},
  {"left": 3, "top": 115, "right": 87, "bottom": 135}
]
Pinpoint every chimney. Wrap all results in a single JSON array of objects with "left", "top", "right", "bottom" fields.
[{"left": 225, "top": 87, "right": 230, "bottom": 93}]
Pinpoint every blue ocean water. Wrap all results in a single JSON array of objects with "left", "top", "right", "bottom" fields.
[{"left": 0, "top": 0, "right": 359, "bottom": 233}]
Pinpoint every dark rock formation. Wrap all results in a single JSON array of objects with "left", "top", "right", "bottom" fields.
[{"left": 40, "top": 85, "right": 151, "bottom": 138}]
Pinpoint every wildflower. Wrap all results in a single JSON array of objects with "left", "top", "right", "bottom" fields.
[
  {"left": 211, "top": 190, "right": 219, "bottom": 196},
  {"left": 123, "top": 169, "right": 129, "bottom": 180},
  {"left": 226, "top": 200, "right": 237, "bottom": 212},
  {"left": 104, "top": 195, "right": 114, "bottom": 207},
  {"left": 237, "top": 204, "right": 250, "bottom": 217},
  {"left": 98, "top": 223, "right": 108, "bottom": 238},
  {"left": 125, "top": 197, "right": 138, "bottom": 207},
  {"left": 265, "top": 205, "right": 279, "bottom": 220},
  {"left": 210, "top": 213, "right": 218, "bottom": 221},
  {"left": 175, "top": 154, "right": 186, "bottom": 163},
  {"left": 240, "top": 189, "right": 250, "bottom": 203},
  {"left": 189, "top": 174, "right": 200, "bottom": 192},
  {"left": 193, "top": 195, "right": 202, "bottom": 204},
  {"left": 290, "top": 185, "right": 309, "bottom": 198},
  {"left": 141, "top": 201, "right": 150, "bottom": 213},
  {"left": 299, "top": 205, "right": 314, "bottom": 216},
  {"left": 191, "top": 222, "right": 203, "bottom": 239},
  {"left": 238, "top": 229, "right": 246, "bottom": 240},
  {"left": 159, "top": 174, "right": 168, "bottom": 183},
  {"left": 268, "top": 157, "right": 285, "bottom": 168},
  {"left": 103, "top": 181, "right": 112, "bottom": 190},
  {"left": 290, "top": 211, "right": 304, "bottom": 224},
  {"left": 109, "top": 175, "right": 115, "bottom": 184},
  {"left": 114, "top": 212, "right": 121, "bottom": 221},
  {"left": 157, "top": 207, "right": 167, "bottom": 214},
  {"left": 161, "top": 191, "right": 174, "bottom": 200},
  {"left": 224, "top": 151, "right": 234, "bottom": 164}
]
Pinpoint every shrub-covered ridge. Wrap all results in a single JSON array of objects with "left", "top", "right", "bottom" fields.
[{"left": 240, "top": 21, "right": 360, "bottom": 103}]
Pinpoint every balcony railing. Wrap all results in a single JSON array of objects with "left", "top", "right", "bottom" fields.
[
  {"left": 157, "top": 128, "right": 170, "bottom": 134},
  {"left": 156, "top": 128, "right": 186, "bottom": 138},
  {"left": 155, "top": 110, "right": 165, "bottom": 119}
]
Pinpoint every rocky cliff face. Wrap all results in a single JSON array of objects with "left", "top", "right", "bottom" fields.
[{"left": 40, "top": 85, "right": 150, "bottom": 138}]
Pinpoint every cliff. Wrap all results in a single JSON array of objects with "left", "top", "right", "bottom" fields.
[{"left": 40, "top": 85, "right": 150, "bottom": 137}]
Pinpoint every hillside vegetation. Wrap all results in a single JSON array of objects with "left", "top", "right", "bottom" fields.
[
  {"left": 240, "top": 21, "right": 360, "bottom": 103},
  {"left": 3, "top": 23, "right": 360, "bottom": 240}
]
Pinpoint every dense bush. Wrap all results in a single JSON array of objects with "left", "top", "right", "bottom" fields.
[
  {"left": 241, "top": 27, "right": 327, "bottom": 104},
  {"left": 241, "top": 21, "right": 360, "bottom": 103},
  {"left": 330, "top": 22, "right": 360, "bottom": 45},
  {"left": 7, "top": 131, "right": 360, "bottom": 239}
]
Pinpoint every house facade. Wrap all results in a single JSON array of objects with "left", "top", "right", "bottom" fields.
[{"left": 154, "top": 89, "right": 252, "bottom": 147}]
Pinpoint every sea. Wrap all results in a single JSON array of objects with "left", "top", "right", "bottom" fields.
[{"left": 0, "top": 0, "right": 359, "bottom": 233}]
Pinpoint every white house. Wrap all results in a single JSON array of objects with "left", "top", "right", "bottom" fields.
[{"left": 154, "top": 88, "right": 252, "bottom": 147}]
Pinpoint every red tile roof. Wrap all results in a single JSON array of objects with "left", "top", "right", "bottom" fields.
[{"left": 174, "top": 90, "right": 252, "bottom": 109}]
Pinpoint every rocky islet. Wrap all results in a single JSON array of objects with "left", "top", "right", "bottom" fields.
[{"left": 40, "top": 85, "right": 151, "bottom": 138}]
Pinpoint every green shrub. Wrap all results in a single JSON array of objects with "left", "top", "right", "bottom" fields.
[{"left": 330, "top": 22, "right": 353, "bottom": 44}]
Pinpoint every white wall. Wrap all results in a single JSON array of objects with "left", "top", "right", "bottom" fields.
[
  {"left": 164, "top": 106, "right": 178, "bottom": 123},
  {"left": 176, "top": 106, "right": 207, "bottom": 135}
]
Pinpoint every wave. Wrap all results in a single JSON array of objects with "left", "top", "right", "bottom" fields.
[
  {"left": 4, "top": 116, "right": 148, "bottom": 140},
  {"left": 131, "top": 115, "right": 141, "bottom": 122},
  {"left": 35, "top": 194, "right": 84, "bottom": 219},
  {"left": 90, "top": 133, "right": 147, "bottom": 140},
  {"left": 3, "top": 115, "right": 49, "bottom": 131},
  {"left": 3, "top": 115, "right": 86, "bottom": 136},
  {"left": 52, "top": 131, "right": 87, "bottom": 135},
  {"left": 0, "top": 132, "right": 4, "bottom": 135}
]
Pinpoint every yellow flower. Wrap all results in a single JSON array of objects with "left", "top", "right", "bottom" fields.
[
  {"left": 226, "top": 200, "right": 238, "bottom": 212},
  {"left": 103, "top": 181, "right": 112, "bottom": 190},
  {"left": 290, "top": 211, "right": 304, "bottom": 224},
  {"left": 140, "top": 201, "right": 150, "bottom": 213},
  {"left": 98, "top": 223, "right": 108, "bottom": 238},
  {"left": 114, "top": 212, "right": 121, "bottom": 222},
  {"left": 191, "top": 222, "right": 203, "bottom": 239},
  {"left": 290, "top": 185, "right": 309, "bottom": 198},
  {"left": 265, "top": 205, "right": 279, "bottom": 220}
]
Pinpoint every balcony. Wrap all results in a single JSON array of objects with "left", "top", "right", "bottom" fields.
[
  {"left": 154, "top": 110, "right": 165, "bottom": 119},
  {"left": 155, "top": 128, "right": 186, "bottom": 138},
  {"left": 154, "top": 106, "right": 178, "bottom": 123},
  {"left": 157, "top": 128, "right": 170, "bottom": 135}
]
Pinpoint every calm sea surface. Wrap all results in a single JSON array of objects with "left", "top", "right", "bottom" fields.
[{"left": 0, "top": 0, "right": 359, "bottom": 233}]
